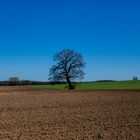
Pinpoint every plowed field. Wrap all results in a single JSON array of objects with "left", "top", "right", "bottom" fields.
[{"left": 0, "top": 87, "right": 139, "bottom": 140}]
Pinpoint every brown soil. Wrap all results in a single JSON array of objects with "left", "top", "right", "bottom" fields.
[{"left": 0, "top": 86, "right": 140, "bottom": 140}]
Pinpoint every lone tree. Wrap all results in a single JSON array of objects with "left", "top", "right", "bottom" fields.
[
  {"left": 133, "top": 76, "right": 138, "bottom": 80},
  {"left": 48, "top": 49, "right": 85, "bottom": 89}
]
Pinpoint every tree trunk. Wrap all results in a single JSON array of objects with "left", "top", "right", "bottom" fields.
[{"left": 66, "top": 77, "right": 72, "bottom": 90}]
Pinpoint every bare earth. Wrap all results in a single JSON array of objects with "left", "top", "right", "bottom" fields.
[{"left": 0, "top": 87, "right": 140, "bottom": 140}]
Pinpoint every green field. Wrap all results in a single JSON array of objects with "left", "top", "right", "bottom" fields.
[{"left": 33, "top": 80, "right": 140, "bottom": 90}]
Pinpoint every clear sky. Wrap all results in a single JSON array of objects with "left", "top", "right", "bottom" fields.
[{"left": 0, "top": 0, "right": 140, "bottom": 81}]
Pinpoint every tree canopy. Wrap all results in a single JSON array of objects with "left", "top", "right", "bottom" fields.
[{"left": 48, "top": 49, "right": 85, "bottom": 89}]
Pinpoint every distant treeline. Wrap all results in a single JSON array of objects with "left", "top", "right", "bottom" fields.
[
  {"left": 0, "top": 80, "right": 117, "bottom": 86},
  {"left": 0, "top": 81, "right": 49, "bottom": 86},
  {"left": 81, "top": 80, "right": 116, "bottom": 83},
  {"left": 0, "top": 80, "right": 77, "bottom": 86},
  {"left": 95, "top": 80, "right": 116, "bottom": 82}
]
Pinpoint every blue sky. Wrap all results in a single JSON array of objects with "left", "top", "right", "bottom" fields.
[{"left": 0, "top": 0, "right": 140, "bottom": 81}]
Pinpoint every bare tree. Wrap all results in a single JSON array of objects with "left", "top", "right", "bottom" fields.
[
  {"left": 8, "top": 77, "right": 20, "bottom": 86},
  {"left": 9, "top": 77, "right": 20, "bottom": 82},
  {"left": 48, "top": 49, "right": 85, "bottom": 89}
]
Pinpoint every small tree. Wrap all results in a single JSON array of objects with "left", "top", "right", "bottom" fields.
[
  {"left": 9, "top": 77, "right": 20, "bottom": 86},
  {"left": 9, "top": 77, "right": 20, "bottom": 82},
  {"left": 48, "top": 49, "right": 85, "bottom": 89},
  {"left": 133, "top": 76, "right": 138, "bottom": 81}
]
